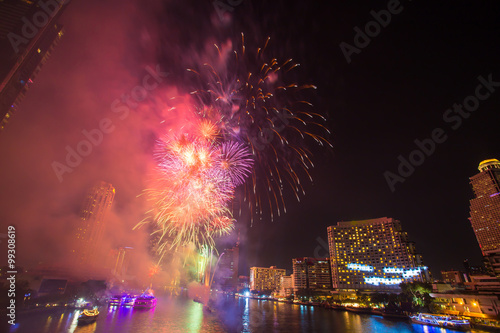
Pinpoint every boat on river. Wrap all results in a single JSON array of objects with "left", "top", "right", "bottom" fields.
[
  {"left": 122, "top": 295, "right": 136, "bottom": 307},
  {"left": 78, "top": 309, "right": 99, "bottom": 325},
  {"left": 134, "top": 294, "right": 157, "bottom": 309},
  {"left": 410, "top": 313, "right": 471, "bottom": 331},
  {"left": 109, "top": 295, "right": 126, "bottom": 306}
]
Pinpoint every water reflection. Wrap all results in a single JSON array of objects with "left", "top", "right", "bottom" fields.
[
  {"left": 43, "top": 314, "right": 52, "bottom": 332},
  {"left": 186, "top": 300, "right": 203, "bottom": 331},
  {"left": 9, "top": 296, "right": 490, "bottom": 333}
]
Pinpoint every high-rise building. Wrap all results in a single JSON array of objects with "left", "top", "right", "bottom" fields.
[
  {"left": 112, "top": 247, "right": 133, "bottom": 279},
  {"left": 0, "top": 0, "right": 67, "bottom": 131},
  {"left": 73, "top": 181, "right": 115, "bottom": 271},
  {"left": 292, "top": 257, "right": 332, "bottom": 293},
  {"left": 249, "top": 266, "right": 286, "bottom": 293},
  {"left": 469, "top": 159, "right": 500, "bottom": 276},
  {"left": 217, "top": 243, "right": 239, "bottom": 291},
  {"left": 327, "top": 217, "right": 429, "bottom": 292},
  {"left": 279, "top": 275, "right": 294, "bottom": 297}
]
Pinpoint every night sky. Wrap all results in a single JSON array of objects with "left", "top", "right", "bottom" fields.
[{"left": 1, "top": 0, "right": 500, "bottom": 281}]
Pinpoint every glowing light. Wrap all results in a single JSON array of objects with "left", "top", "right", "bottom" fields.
[
  {"left": 401, "top": 266, "right": 427, "bottom": 278},
  {"left": 136, "top": 121, "right": 254, "bottom": 261},
  {"left": 347, "top": 263, "right": 374, "bottom": 272},
  {"left": 383, "top": 267, "right": 404, "bottom": 274},
  {"left": 364, "top": 277, "right": 403, "bottom": 286}
]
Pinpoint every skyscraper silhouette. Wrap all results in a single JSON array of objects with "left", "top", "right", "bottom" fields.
[
  {"left": 73, "top": 181, "right": 115, "bottom": 272},
  {"left": 0, "top": 0, "right": 67, "bottom": 131}
]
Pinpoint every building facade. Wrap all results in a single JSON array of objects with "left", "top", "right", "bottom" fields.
[
  {"left": 217, "top": 244, "right": 239, "bottom": 291},
  {"left": 0, "top": 0, "right": 67, "bottom": 131},
  {"left": 249, "top": 266, "right": 286, "bottom": 293},
  {"left": 441, "top": 270, "right": 465, "bottom": 285},
  {"left": 73, "top": 181, "right": 115, "bottom": 271},
  {"left": 292, "top": 257, "right": 332, "bottom": 292},
  {"left": 112, "top": 246, "right": 133, "bottom": 279},
  {"left": 279, "top": 275, "right": 294, "bottom": 297},
  {"left": 431, "top": 293, "right": 500, "bottom": 317},
  {"left": 327, "top": 217, "right": 429, "bottom": 292},
  {"left": 469, "top": 159, "right": 500, "bottom": 277}
]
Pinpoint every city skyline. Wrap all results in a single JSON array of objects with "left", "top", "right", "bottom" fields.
[
  {"left": 0, "top": 0, "right": 500, "bottom": 281},
  {"left": 73, "top": 181, "right": 115, "bottom": 276},
  {"left": 2, "top": 1, "right": 500, "bottom": 332}
]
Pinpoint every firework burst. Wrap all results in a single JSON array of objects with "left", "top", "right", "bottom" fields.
[
  {"left": 187, "top": 33, "right": 332, "bottom": 222},
  {"left": 218, "top": 141, "right": 254, "bottom": 186},
  {"left": 136, "top": 121, "right": 254, "bottom": 259}
]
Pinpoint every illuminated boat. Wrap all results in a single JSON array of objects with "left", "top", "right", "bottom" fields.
[
  {"left": 78, "top": 309, "right": 99, "bottom": 324},
  {"left": 109, "top": 295, "right": 126, "bottom": 306},
  {"left": 410, "top": 313, "right": 471, "bottom": 331},
  {"left": 345, "top": 305, "right": 373, "bottom": 314},
  {"left": 134, "top": 294, "right": 157, "bottom": 309},
  {"left": 122, "top": 295, "right": 136, "bottom": 307}
]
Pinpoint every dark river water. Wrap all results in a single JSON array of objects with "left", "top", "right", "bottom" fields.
[{"left": 8, "top": 295, "right": 490, "bottom": 333}]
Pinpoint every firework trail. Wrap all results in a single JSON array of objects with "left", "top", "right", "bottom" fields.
[{"left": 187, "top": 33, "right": 332, "bottom": 222}]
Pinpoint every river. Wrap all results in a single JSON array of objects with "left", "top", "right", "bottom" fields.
[{"left": 8, "top": 295, "right": 490, "bottom": 333}]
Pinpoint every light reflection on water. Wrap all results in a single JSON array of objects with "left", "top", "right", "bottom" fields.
[{"left": 8, "top": 296, "right": 492, "bottom": 333}]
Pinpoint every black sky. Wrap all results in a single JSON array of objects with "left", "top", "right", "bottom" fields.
[
  {"left": 237, "top": 0, "right": 500, "bottom": 276},
  {"left": 1, "top": 0, "right": 500, "bottom": 280}
]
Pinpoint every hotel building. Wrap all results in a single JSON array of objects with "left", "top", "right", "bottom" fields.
[
  {"left": 327, "top": 217, "right": 429, "bottom": 292},
  {"left": 250, "top": 266, "right": 286, "bottom": 293},
  {"left": 469, "top": 159, "right": 500, "bottom": 277},
  {"left": 292, "top": 257, "right": 332, "bottom": 292}
]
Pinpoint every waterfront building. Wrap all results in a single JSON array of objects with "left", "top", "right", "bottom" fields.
[
  {"left": 431, "top": 293, "right": 500, "bottom": 317},
  {"left": 464, "top": 275, "right": 500, "bottom": 294},
  {"left": 238, "top": 275, "right": 249, "bottom": 291},
  {"left": 292, "top": 257, "right": 332, "bottom": 293},
  {"left": 327, "top": 217, "right": 429, "bottom": 292},
  {"left": 72, "top": 181, "right": 115, "bottom": 272},
  {"left": 278, "top": 274, "right": 294, "bottom": 297},
  {"left": 469, "top": 159, "right": 500, "bottom": 277},
  {"left": 37, "top": 278, "right": 67, "bottom": 296},
  {"left": 441, "top": 270, "right": 466, "bottom": 285},
  {"left": 249, "top": 266, "right": 286, "bottom": 293},
  {"left": 0, "top": 0, "right": 66, "bottom": 131}
]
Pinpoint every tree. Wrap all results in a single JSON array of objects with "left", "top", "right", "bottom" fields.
[
  {"left": 371, "top": 292, "right": 389, "bottom": 305},
  {"left": 399, "top": 281, "right": 434, "bottom": 312}
]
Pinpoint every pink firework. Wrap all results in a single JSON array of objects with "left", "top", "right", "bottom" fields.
[{"left": 218, "top": 141, "right": 254, "bottom": 186}]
